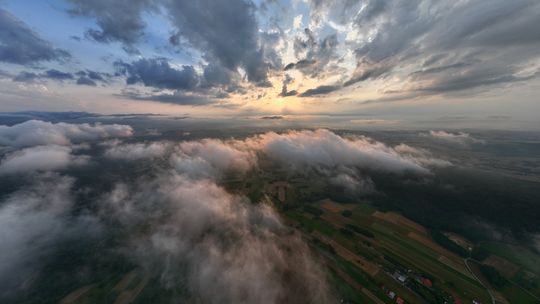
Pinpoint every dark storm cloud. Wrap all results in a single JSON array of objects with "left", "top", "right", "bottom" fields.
[
  {"left": 67, "top": 0, "right": 157, "bottom": 52},
  {"left": 0, "top": 9, "right": 70, "bottom": 65},
  {"left": 299, "top": 85, "right": 341, "bottom": 97},
  {"left": 164, "top": 0, "right": 269, "bottom": 85},
  {"left": 115, "top": 58, "right": 199, "bottom": 90}
]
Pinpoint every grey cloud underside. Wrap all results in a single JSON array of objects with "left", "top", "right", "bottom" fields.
[
  {"left": 116, "top": 58, "right": 199, "bottom": 91},
  {"left": 299, "top": 85, "right": 341, "bottom": 97},
  {"left": 119, "top": 89, "right": 216, "bottom": 106},
  {"left": 67, "top": 0, "right": 157, "bottom": 52},
  {"left": 284, "top": 59, "right": 317, "bottom": 71},
  {"left": 13, "top": 70, "right": 73, "bottom": 82},
  {"left": 12, "top": 71, "right": 39, "bottom": 82},
  {"left": 165, "top": 0, "right": 269, "bottom": 85},
  {"left": 0, "top": 9, "right": 70, "bottom": 65},
  {"left": 260, "top": 115, "right": 284, "bottom": 120},
  {"left": 4, "top": 0, "right": 540, "bottom": 106},
  {"left": 299, "top": 0, "right": 540, "bottom": 97},
  {"left": 76, "top": 77, "right": 97, "bottom": 86},
  {"left": 45, "top": 69, "right": 73, "bottom": 80},
  {"left": 68, "top": 0, "right": 271, "bottom": 86},
  {"left": 291, "top": 29, "right": 340, "bottom": 79},
  {"left": 12, "top": 69, "right": 109, "bottom": 86},
  {"left": 279, "top": 74, "right": 297, "bottom": 97},
  {"left": 114, "top": 58, "right": 233, "bottom": 105}
]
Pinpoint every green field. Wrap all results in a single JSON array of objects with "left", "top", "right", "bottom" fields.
[
  {"left": 479, "top": 242, "right": 540, "bottom": 274},
  {"left": 476, "top": 242, "right": 540, "bottom": 302},
  {"left": 282, "top": 199, "right": 494, "bottom": 304}
]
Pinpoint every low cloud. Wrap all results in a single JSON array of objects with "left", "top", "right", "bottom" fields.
[
  {"left": 0, "top": 174, "right": 98, "bottom": 291},
  {"left": 106, "top": 129, "right": 447, "bottom": 194},
  {"left": 96, "top": 133, "right": 337, "bottom": 302},
  {"left": 329, "top": 172, "right": 375, "bottom": 196},
  {"left": 171, "top": 129, "right": 441, "bottom": 179},
  {"left": 104, "top": 141, "right": 170, "bottom": 160},
  {"left": 421, "top": 130, "right": 484, "bottom": 146},
  {"left": 172, "top": 139, "right": 257, "bottom": 179},
  {"left": 243, "top": 129, "right": 441, "bottom": 174},
  {"left": 0, "top": 120, "right": 133, "bottom": 148},
  {"left": 0, "top": 145, "right": 88, "bottom": 175},
  {"left": 100, "top": 173, "right": 333, "bottom": 303},
  {"left": 0, "top": 127, "right": 454, "bottom": 301},
  {"left": 104, "top": 137, "right": 257, "bottom": 179},
  {"left": 394, "top": 144, "right": 452, "bottom": 167}
]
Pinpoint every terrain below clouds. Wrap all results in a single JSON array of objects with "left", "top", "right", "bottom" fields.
[{"left": 0, "top": 119, "right": 539, "bottom": 303}]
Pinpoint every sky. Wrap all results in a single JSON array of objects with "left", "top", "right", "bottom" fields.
[{"left": 0, "top": 0, "right": 539, "bottom": 127}]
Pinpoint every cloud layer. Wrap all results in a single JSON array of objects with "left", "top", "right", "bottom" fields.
[
  {"left": 0, "top": 145, "right": 88, "bottom": 175},
  {"left": 421, "top": 130, "right": 484, "bottom": 146},
  {"left": 0, "top": 174, "right": 97, "bottom": 292},
  {"left": 100, "top": 173, "right": 333, "bottom": 303},
  {"left": 0, "top": 121, "right": 453, "bottom": 301},
  {"left": 243, "top": 129, "right": 441, "bottom": 173},
  {"left": 0, "top": 120, "right": 133, "bottom": 148}
]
